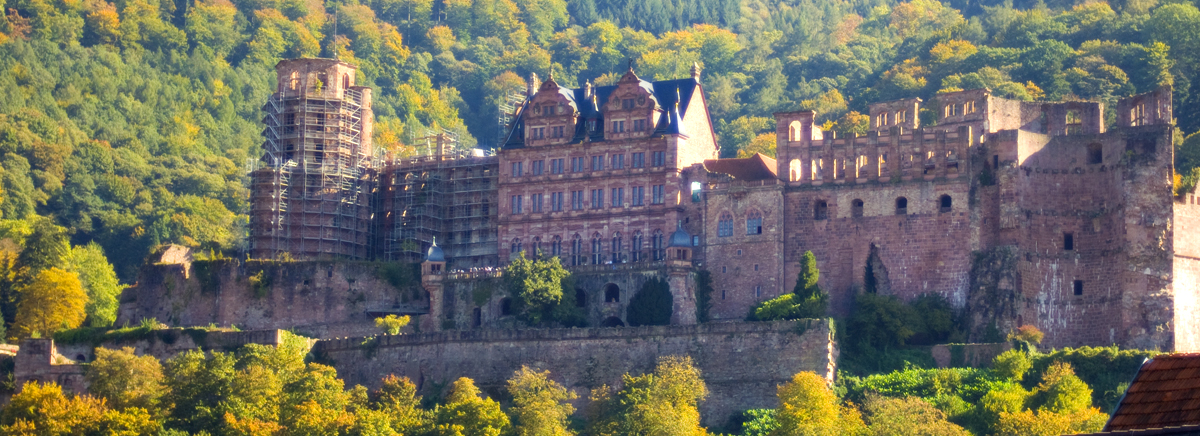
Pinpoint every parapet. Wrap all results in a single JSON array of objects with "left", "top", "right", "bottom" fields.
[{"left": 869, "top": 97, "right": 921, "bottom": 132}]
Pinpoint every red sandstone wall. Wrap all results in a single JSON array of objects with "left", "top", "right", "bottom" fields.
[
  {"left": 1174, "top": 198, "right": 1200, "bottom": 351},
  {"left": 703, "top": 181, "right": 786, "bottom": 320}
]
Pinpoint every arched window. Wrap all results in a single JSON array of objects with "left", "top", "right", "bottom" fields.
[
  {"left": 592, "top": 233, "right": 603, "bottom": 265},
  {"left": 814, "top": 200, "right": 828, "bottom": 220},
  {"left": 895, "top": 197, "right": 908, "bottom": 215},
  {"left": 789, "top": 159, "right": 802, "bottom": 181},
  {"left": 500, "top": 298, "right": 513, "bottom": 316},
  {"left": 939, "top": 195, "right": 952, "bottom": 213},
  {"left": 789, "top": 120, "right": 803, "bottom": 141},
  {"left": 1087, "top": 143, "right": 1103, "bottom": 164},
  {"left": 575, "top": 288, "right": 587, "bottom": 307},
  {"left": 571, "top": 234, "right": 583, "bottom": 266},
  {"left": 532, "top": 236, "right": 542, "bottom": 256},
  {"left": 718, "top": 212, "right": 733, "bottom": 237},
  {"left": 342, "top": 74, "right": 350, "bottom": 90},
  {"left": 288, "top": 71, "right": 299, "bottom": 91},
  {"left": 511, "top": 238, "right": 522, "bottom": 256},
  {"left": 632, "top": 231, "right": 644, "bottom": 262},
  {"left": 604, "top": 283, "right": 620, "bottom": 302},
  {"left": 747, "top": 210, "right": 763, "bottom": 234},
  {"left": 551, "top": 236, "right": 562, "bottom": 257},
  {"left": 852, "top": 199, "right": 864, "bottom": 218},
  {"left": 611, "top": 232, "right": 623, "bottom": 263},
  {"left": 652, "top": 230, "right": 664, "bottom": 261}
]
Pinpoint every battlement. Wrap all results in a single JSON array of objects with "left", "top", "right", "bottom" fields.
[{"left": 776, "top": 125, "right": 972, "bottom": 185}]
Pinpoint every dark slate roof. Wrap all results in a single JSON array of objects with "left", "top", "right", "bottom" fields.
[
  {"left": 502, "top": 77, "right": 701, "bottom": 149},
  {"left": 703, "top": 154, "right": 778, "bottom": 181},
  {"left": 669, "top": 224, "right": 691, "bottom": 248},
  {"left": 425, "top": 239, "right": 445, "bottom": 262},
  {"left": 1105, "top": 354, "right": 1200, "bottom": 432}
]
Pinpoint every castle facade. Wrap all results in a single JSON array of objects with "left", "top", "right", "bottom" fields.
[{"left": 248, "top": 59, "right": 1200, "bottom": 350}]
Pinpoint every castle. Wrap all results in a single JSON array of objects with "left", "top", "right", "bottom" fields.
[{"left": 239, "top": 58, "right": 1199, "bottom": 351}]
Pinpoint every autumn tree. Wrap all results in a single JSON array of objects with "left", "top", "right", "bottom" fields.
[
  {"left": 772, "top": 372, "right": 867, "bottom": 436},
  {"left": 85, "top": 347, "right": 166, "bottom": 413},
  {"left": 507, "top": 366, "right": 577, "bottom": 436},
  {"left": 586, "top": 355, "right": 708, "bottom": 436},
  {"left": 10, "top": 267, "right": 87, "bottom": 340},
  {"left": 861, "top": 395, "right": 970, "bottom": 436},
  {"left": 0, "top": 381, "right": 108, "bottom": 435},
  {"left": 375, "top": 314, "right": 411, "bottom": 335},
  {"left": 434, "top": 377, "right": 510, "bottom": 436}
]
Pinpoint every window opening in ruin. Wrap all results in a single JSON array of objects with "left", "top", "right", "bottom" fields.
[
  {"left": 993, "top": 155, "right": 999, "bottom": 169},
  {"left": 721, "top": 290, "right": 726, "bottom": 300},
  {"left": 575, "top": 288, "right": 587, "bottom": 307},
  {"left": 1087, "top": 143, "right": 1103, "bottom": 164},
  {"left": 1064, "top": 232, "right": 1074, "bottom": 251},
  {"left": 895, "top": 197, "right": 908, "bottom": 215},
  {"left": 896, "top": 110, "right": 907, "bottom": 123},
  {"left": 812, "top": 159, "right": 824, "bottom": 179},
  {"left": 343, "top": 74, "right": 349, "bottom": 89},
  {"left": 605, "top": 284, "right": 620, "bottom": 302},
  {"left": 1039, "top": 112, "right": 1048, "bottom": 133},
  {"left": 852, "top": 199, "right": 864, "bottom": 218},
  {"left": 501, "top": 298, "right": 512, "bottom": 316},
  {"left": 789, "top": 159, "right": 802, "bottom": 182},
  {"left": 939, "top": 195, "right": 952, "bottom": 213},
  {"left": 964, "top": 100, "right": 976, "bottom": 113},
  {"left": 1132, "top": 104, "right": 1145, "bottom": 126},
  {"left": 1073, "top": 280, "right": 1083, "bottom": 295},
  {"left": 289, "top": 71, "right": 299, "bottom": 90},
  {"left": 691, "top": 181, "right": 702, "bottom": 202},
  {"left": 747, "top": 211, "right": 763, "bottom": 234},
  {"left": 1066, "top": 110, "right": 1082, "bottom": 134},
  {"left": 718, "top": 212, "right": 733, "bottom": 237},
  {"left": 814, "top": 200, "right": 828, "bottom": 220}
]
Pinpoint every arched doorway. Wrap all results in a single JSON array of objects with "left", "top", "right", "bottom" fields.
[{"left": 604, "top": 283, "right": 620, "bottom": 302}]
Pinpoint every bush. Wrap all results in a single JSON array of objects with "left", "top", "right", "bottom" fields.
[
  {"left": 749, "top": 251, "right": 827, "bottom": 321},
  {"left": 1027, "top": 346, "right": 1157, "bottom": 412},
  {"left": 992, "top": 350, "right": 1032, "bottom": 381}
]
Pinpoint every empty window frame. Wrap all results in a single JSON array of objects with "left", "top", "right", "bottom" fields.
[
  {"left": 939, "top": 195, "right": 952, "bottom": 213},
  {"left": 1064, "top": 232, "right": 1074, "bottom": 251},
  {"left": 895, "top": 197, "right": 908, "bottom": 215},
  {"left": 852, "top": 199, "right": 864, "bottom": 218},
  {"left": 814, "top": 200, "right": 828, "bottom": 220}
]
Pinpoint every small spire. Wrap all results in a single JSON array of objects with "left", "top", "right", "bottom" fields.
[
  {"left": 584, "top": 79, "right": 593, "bottom": 99},
  {"left": 627, "top": 58, "right": 634, "bottom": 73},
  {"left": 691, "top": 62, "right": 701, "bottom": 81},
  {"left": 431, "top": 236, "right": 438, "bottom": 247}
]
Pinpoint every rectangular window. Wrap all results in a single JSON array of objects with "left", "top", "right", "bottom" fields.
[
  {"left": 512, "top": 162, "right": 523, "bottom": 177},
  {"left": 612, "top": 188, "right": 624, "bottom": 207},
  {"left": 511, "top": 195, "right": 523, "bottom": 214},
  {"left": 622, "top": 98, "right": 635, "bottom": 109},
  {"left": 591, "top": 156, "right": 603, "bottom": 171},
  {"left": 531, "top": 160, "right": 544, "bottom": 175},
  {"left": 571, "top": 157, "right": 584, "bottom": 172},
  {"left": 632, "top": 186, "right": 645, "bottom": 206},
  {"left": 571, "top": 191, "right": 584, "bottom": 210},
  {"left": 612, "top": 154, "right": 625, "bottom": 169},
  {"left": 532, "top": 194, "right": 543, "bottom": 213},
  {"left": 652, "top": 151, "right": 665, "bottom": 167},
  {"left": 633, "top": 119, "right": 646, "bottom": 131},
  {"left": 632, "top": 152, "right": 645, "bottom": 168},
  {"left": 551, "top": 158, "right": 564, "bottom": 174},
  {"left": 551, "top": 192, "right": 563, "bottom": 211},
  {"left": 552, "top": 126, "right": 565, "bottom": 138},
  {"left": 591, "top": 189, "right": 604, "bottom": 209},
  {"left": 1073, "top": 280, "right": 1084, "bottom": 295},
  {"left": 1064, "top": 232, "right": 1074, "bottom": 251},
  {"left": 652, "top": 185, "right": 664, "bottom": 204}
]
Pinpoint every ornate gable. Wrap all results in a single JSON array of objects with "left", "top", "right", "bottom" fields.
[
  {"left": 524, "top": 75, "right": 578, "bottom": 147},
  {"left": 603, "top": 69, "right": 661, "bottom": 141}
]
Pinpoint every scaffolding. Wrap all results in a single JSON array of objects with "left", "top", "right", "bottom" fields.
[
  {"left": 250, "top": 60, "right": 378, "bottom": 261},
  {"left": 378, "top": 136, "right": 499, "bottom": 268},
  {"left": 496, "top": 90, "right": 524, "bottom": 147}
]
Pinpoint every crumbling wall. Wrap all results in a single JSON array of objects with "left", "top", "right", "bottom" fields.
[
  {"left": 312, "top": 320, "right": 836, "bottom": 427},
  {"left": 117, "top": 259, "right": 426, "bottom": 339}
]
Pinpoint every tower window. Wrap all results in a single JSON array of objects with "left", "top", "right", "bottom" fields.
[
  {"left": 852, "top": 199, "right": 864, "bottom": 218},
  {"left": 814, "top": 200, "right": 828, "bottom": 220},
  {"left": 939, "top": 195, "right": 952, "bottom": 213},
  {"left": 1073, "top": 280, "right": 1083, "bottom": 295},
  {"left": 895, "top": 197, "right": 908, "bottom": 215},
  {"left": 1064, "top": 232, "right": 1074, "bottom": 251},
  {"left": 1087, "top": 143, "right": 1103, "bottom": 164}
]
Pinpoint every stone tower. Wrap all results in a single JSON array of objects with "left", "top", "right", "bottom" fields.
[{"left": 249, "top": 58, "right": 376, "bottom": 260}]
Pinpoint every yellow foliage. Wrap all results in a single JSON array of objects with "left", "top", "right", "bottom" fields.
[
  {"left": 929, "top": 40, "right": 977, "bottom": 64},
  {"left": 374, "top": 314, "right": 410, "bottom": 335},
  {"left": 773, "top": 372, "right": 867, "bottom": 436},
  {"left": 737, "top": 133, "right": 777, "bottom": 158},
  {"left": 224, "top": 412, "right": 284, "bottom": 436},
  {"left": 1, "top": 381, "right": 108, "bottom": 436},
  {"left": 11, "top": 268, "right": 87, "bottom": 340},
  {"left": 993, "top": 407, "right": 1107, "bottom": 436}
]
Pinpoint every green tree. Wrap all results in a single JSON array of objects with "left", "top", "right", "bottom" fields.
[
  {"left": 10, "top": 267, "right": 86, "bottom": 340},
  {"left": 749, "top": 251, "right": 826, "bottom": 321},
  {"left": 507, "top": 366, "right": 577, "bottom": 436},
  {"left": 1, "top": 382, "right": 108, "bottom": 435},
  {"left": 626, "top": 277, "right": 672, "bottom": 327},
  {"left": 64, "top": 242, "right": 124, "bottom": 327},
  {"left": 861, "top": 395, "right": 970, "bottom": 436},
  {"left": 992, "top": 349, "right": 1032, "bottom": 381},
  {"left": 504, "top": 252, "right": 571, "bottom": 325},
  {"left": 84, "top": 347, "right": 166, "bottom": 413},
  {"left": 434, "top": 377, "right": 510, "bottom": 436},
  {"left": 373, "top": 375, "right": 430, "bottom": 434}
]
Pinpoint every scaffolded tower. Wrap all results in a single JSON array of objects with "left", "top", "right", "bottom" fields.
[
  {"left": 249, "top": 59, "right": 377, "bottom": 260},
  {"left": 378, "top": 133, "right": 499, "bottom": 268}
]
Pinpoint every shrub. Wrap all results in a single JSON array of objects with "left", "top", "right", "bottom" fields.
[
  {"left": 626, "top": 278, "right": 672, "bottom": 327},
  {"left": 992, "top": 350, "right": 1032, "bottom": 381},
  {"left": 374, "top": 315, "right": 410, "bottom": 335}
]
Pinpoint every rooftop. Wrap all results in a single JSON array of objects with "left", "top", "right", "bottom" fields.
[
  {"left": 1105, "top": 354, "right": 1200, "bottom": 432},
  {"left": 703, "top": 153, "right": 778, "bottom": 181}
]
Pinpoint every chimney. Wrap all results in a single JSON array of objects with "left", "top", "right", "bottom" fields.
[
  {"left": 527, "top": 72, "right": 540, "bottom": 98},
  {"left": 691, "top": 62, "right": 701, "bottom": 82}
]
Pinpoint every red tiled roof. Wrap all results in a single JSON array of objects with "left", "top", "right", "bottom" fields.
[
  {"left": 1106, "top": 354, "right": 1200, "bottom": 431},
  {"left": 703, "top": 154, "right": 778, "bottom": 181}
]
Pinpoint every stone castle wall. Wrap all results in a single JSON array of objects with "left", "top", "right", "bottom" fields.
[{"left": 312, "top": 320, "right": 836, "bottom": 427}]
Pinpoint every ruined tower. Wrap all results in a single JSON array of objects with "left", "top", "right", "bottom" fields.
[{"left": 249, "top": 59, "right": 376, "bottom": 260}]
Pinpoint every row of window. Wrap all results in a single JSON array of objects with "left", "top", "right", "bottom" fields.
[
  {"left": 716, "top": 211, "right": 764, "bottom": 237},
  {"left": 510, "top": 152, "right": 666, "bottom": 177},
  {"left": 808, "top": 195, "right": 953, "bottom": 220},
  {"left": 510, "top": 186, "right": 666, "bottom": 213},
  {"left": 874, "top": 110, "right": 909, "bottom": 127},
  {"left": 510, "top": 231, "right": 669, "bottom": 264}
]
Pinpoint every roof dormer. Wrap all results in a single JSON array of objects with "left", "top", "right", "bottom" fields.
[
  {"left": 603, "top": 69, "right": 661, "bottom": 141},
  {"left": 524, "top": 75, "right": 578, "bottom": 146}
]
